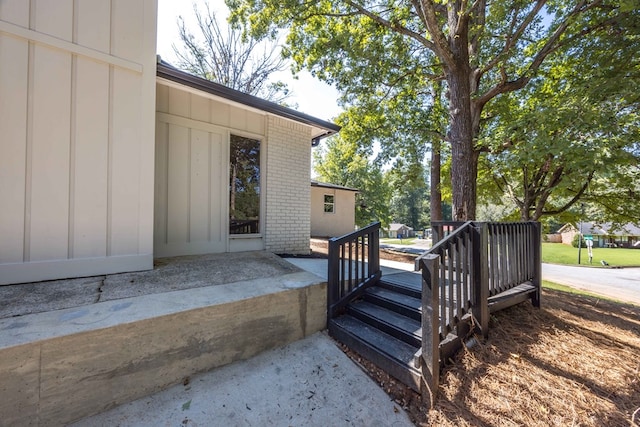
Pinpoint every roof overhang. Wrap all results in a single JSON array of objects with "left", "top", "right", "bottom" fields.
[
  {"left": 156, "top": 61, "right": 340, "bottom": 141},
  {"left": 311, "top": 180, "right": 359, "bottom": 192}
]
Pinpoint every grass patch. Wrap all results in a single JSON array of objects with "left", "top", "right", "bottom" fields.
[
  {"left": 380, "top": 237, "right": 418, "bottom": 245},
  {"left": 542, "top": 242, "right": 640, "bottom": 267},
  {"left": 542, "top": 280, "right": 628, "bottom": 304}
]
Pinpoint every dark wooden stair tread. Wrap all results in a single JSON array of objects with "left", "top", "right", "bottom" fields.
[
  {"left": 379, "top": 271, "right": 422, "bottom": 298},
  {"left": 329, "top": 315, "right": 422, "bottom": 391},
  {"left": 348, "top": 300, "right": 422, "bottom": 347},
  {"left": 364, "top": 286, "right": 422, "bottom": 320}
]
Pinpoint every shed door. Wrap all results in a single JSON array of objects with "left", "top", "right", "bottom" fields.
[{"left": 154, "top": 114, "right": 227, "bottom": 257}]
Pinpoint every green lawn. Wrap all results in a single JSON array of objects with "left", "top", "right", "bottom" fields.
[
  {"left": 542, "top": 242, "right": 640, "bottom": 267},
  {"left": 380, "top": 237, "right": 418, "bottom": 245}
]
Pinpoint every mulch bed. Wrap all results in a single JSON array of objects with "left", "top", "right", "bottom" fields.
[{"left": 336, "top": 290, "right": 640, "bottom": 426}]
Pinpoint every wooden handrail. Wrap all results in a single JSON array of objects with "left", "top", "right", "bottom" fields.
[
  {"left": 327, "top": 222, "right": 381, "bottom": 320},
  {"left": 419, "top": 221, "right": 541, "bottom": 401}
]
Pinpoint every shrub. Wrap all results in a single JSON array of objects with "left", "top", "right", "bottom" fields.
[{"left": 571, "top": 233, "right": 586, "bottom": 248}]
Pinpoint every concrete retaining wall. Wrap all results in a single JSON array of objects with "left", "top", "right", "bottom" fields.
[{"left": 0, "top": 273, "right": 326, "bottom": 426}]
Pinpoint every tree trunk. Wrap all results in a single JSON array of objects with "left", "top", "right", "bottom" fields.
[
  {"left": 430, "top": 138, "right": 443, "bottom": 221},
  {"left": 447, "top": 43, "right": 477, "bottom": 221}
]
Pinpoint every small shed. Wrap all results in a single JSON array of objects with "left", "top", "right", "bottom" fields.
[{"left": 310, "top": 181, "right": 358, "bottom": 237}]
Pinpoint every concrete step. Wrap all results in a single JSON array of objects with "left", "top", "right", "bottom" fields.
[{"left": 0, "top": 271, "right": 325, "bottom": 426}]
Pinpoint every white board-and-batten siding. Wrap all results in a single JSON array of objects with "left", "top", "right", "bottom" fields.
[
  {"left": 154, "top": 83, "right": 267, "bottom": 257},
  {"left": 0, "top": 0, "right": 157, "bottom": 285},
  {"left": 155, "top": 82, "right": 313, "bottom": 257}
]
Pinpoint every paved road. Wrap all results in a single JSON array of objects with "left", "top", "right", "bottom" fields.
[{"left": 542, "top": 263, "right": 640, "bottom": 305}]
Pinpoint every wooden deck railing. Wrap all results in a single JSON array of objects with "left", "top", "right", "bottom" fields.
[
  {"left": 327, "top": 222, "right": 381, "bottom": 320},
  {"left": 419, "top": 221, "right": 541, "bottom": 402}
]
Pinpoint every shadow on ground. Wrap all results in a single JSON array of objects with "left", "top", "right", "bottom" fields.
[{"left": 427, "top": 289, "right": 640, "bottom": 426}]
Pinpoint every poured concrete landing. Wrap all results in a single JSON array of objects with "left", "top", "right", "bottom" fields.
[
  {"left": 0, "top": 253, "right": 325, "bottom": 426},
  {"left": 0, "top": 251, "right": 301, "bottom": 319}
]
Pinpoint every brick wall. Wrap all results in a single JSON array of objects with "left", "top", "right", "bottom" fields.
[{"left": 265, "top": 116, "right": 312, "bottom": 254}]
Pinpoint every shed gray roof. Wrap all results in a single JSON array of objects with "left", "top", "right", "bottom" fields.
[
  {"left": 311, "top": 180, "right": 359, "bottom": 192},
  {"left": 388, "top": 223, "right": 414, "bottom": 232},
  {"left": 156, "top": 59, "right": 340, "bottom": 141}
]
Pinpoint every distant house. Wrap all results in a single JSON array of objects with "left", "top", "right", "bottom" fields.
[
  {"left": 383, "top": 223, "right": 415, "bottom": 239},
  {"left": 310, "top": 181, "right": 358, "bottom": 237},
  {"left": 558, "top": 222, "right": 640, "bottom": 248}
]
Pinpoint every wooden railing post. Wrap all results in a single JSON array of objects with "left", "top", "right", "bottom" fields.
[
  {"left": 531, "top": 222, "right": 542, "bottom": 307},
  {"left": 420, "top": 254, "right": 440, "bottom": 407},
  {"left": 368, "top": 227, "right": 380, "bottom": 276},
  {"left": 472, "top": 223, "right": 490, "bottom": 338},
  {"left": 327, "top": 238, "right": 339, "bottom": 322}
]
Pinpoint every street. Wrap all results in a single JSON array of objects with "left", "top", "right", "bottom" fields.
[{"left": 542, "top": 263, "right": 640, "bottom": 305}]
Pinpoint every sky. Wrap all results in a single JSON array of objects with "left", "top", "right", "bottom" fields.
[{"left": 155, "top": 0, "right": 343, "bottom": 122}]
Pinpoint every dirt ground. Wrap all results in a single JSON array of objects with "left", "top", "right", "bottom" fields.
[
  {"left": 339, "top": 289, "right": 640, "bottom": 426},
  {"left": 310, "top": 238, "right": 418, "bottom": 264}
]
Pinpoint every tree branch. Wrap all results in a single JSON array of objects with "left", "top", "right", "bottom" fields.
[
  {"left": 343, "top": 0, "right": 438, "bottom": 53},
  {"left": 475, "top": 0, "right": 604, "bottom": 109}
]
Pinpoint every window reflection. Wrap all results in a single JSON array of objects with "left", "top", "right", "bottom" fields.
[{"left": 229, "top": 134, "right": 260, "bottom": 234}]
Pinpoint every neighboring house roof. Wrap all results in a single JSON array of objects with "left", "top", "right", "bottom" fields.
[
  {"left": 156, "top": 59, "right": 340, "bottom": 142},
  {"left": 311, "top": 180, "right": 359, "bottom": 192},
  {"left": 387, "top": 223, "right": 413, "bottom": 232},
  {"left": 559, "top": 222, "right": 640, "bottom": 236}
]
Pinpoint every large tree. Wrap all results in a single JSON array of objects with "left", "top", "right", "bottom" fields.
[
  {"left": 479, "top": 6, "right": 640, "bottom": 223},
  {"left": 174, "top": 1, "right": 291, "bottom": 102},
  {"left": 228, "top": 0, "right": 629, "bottom": 220}
]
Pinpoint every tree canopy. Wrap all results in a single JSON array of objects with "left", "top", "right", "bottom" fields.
[
  {"left": 478, "top": 5, "right": 640, "bottom": 224},
  {"left": 313, "top": 134, "right": 392, "bottom": 227},
  {"left": 228, "top": 0, "right": 636, "bottom": 220}
]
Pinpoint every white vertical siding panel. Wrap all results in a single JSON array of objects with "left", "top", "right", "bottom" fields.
[
  {"left": 110, "top": 0, "right": 143, "bottom": 62},
  {"left": 246, "top": 111, "right": 264, "bottom": 135},
  {"left": 29, "top": 45, "right": 72, "bottom": 261},
  {"left": 189, "top": 129, "right": 210, "bottom": 241},
  {"left": 168, "top": 87, "right": 190, "bottom": 117},
  {"left": 0, "top": 34, "right": 28, "bottom": 262},
  {"left": 34, "top": 0, "right": 73, "bottom": 41},
  {"left": 0, "top": 0, "right": 29, "bottom": 25},
  {"left": 75, "top": 0, "right": 111, "bottom": 52},
  {"left": 135, "top": 0, "right": 158, "bottom": 257},
  {"left": 228, "top": 106, "right": 245, "bottom": 130},
  {"left": 109, "top": 69, "right": 141, "bottom": 255},
  {"left": 190, "top": 93, "right": 210, "bottom": 123},
  {"left": 210, "top": 132, "right": 224, "bottom": 243},
  {"left": 210, "top": 99, "right": 230, "bottom": 128},
  {"left": 72, "top": 59, "right": 109, "bottom": 258},
  {"left": 156, "top": 83, "right": 169, "bottom": 113},
  {"left": 154, "top": 120, "right": 169, "bottom": 245},
  {"left": 166, "top": 124, "right": 189, "bottom": 244}
]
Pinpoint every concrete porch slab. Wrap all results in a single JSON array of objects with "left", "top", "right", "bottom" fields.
[
  {"left": 0, "top": 251, "right": 301, "bottom": 319},
  {"left": 0, "top": 252, "right": 327, "bottom": 426}
]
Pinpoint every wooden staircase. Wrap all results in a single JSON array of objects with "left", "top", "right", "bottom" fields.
[
  {"left": 326, "top": 221, "right": 543, "bottom": 400},
  {"left": 328, "top": 272, "right": 424, "bottom": 391}
]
